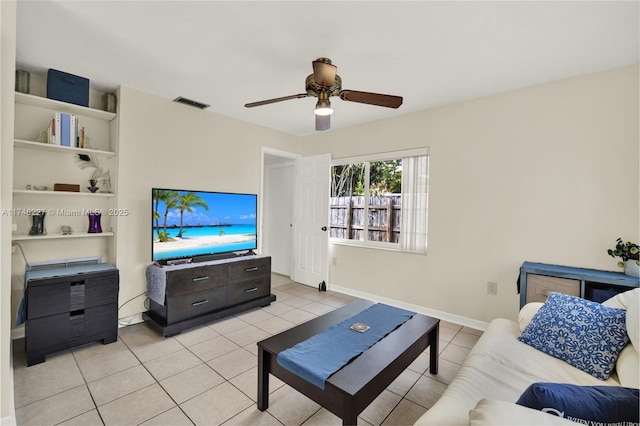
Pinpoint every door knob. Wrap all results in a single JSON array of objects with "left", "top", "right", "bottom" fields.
[{"left": 321, "top": 226, "right": 327, "bottom": 231}]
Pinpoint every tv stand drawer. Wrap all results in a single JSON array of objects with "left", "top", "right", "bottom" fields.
[
  {"left": 166, "top": 287, "right": 228, "bottom": 323},
  {"left": 229, "top": 277, "right": 270, "bottom": 305},
  {"left": 166, "top": 263, "right": 227, "bottom": 297},
  {"left": 228, "top": 257, "right": 270, "bottom": 285}
]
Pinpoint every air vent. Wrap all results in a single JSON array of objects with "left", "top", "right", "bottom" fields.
[{"left": 173, "top": 96, "right": 210, "bottom": 109}]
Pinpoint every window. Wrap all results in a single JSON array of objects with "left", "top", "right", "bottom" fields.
[{"left": 329, "top": 148, "right": 429, "bottom": 254}]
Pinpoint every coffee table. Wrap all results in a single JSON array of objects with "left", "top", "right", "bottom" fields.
[{"left": 257, "top": 299, "right": 439, "bottom": 425}]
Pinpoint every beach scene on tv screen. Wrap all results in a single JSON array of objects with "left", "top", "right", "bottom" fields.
[{"left": 152, "top": 189, "right": 257, "bottom": 260}]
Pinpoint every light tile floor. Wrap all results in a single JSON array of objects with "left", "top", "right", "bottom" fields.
[{"left": 12, "top": 274, "right": 482, "bottom": 426}]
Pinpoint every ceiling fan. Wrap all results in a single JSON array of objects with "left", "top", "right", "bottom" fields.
[{"left": 244, "top": 58, "right": 403, "bottom": 131}]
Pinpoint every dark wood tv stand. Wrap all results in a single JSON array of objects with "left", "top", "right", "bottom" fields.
[{"left": 143, "top": 256, "right": 275, "bottom": 336}]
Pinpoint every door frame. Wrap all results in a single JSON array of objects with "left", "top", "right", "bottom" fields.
[{"left": 260, "top": 147, "right": 300, "bottom": 276}]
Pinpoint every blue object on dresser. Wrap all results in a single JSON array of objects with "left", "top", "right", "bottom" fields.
[{"left": 46, "top": 69, "right": 89, "bottom": 107}]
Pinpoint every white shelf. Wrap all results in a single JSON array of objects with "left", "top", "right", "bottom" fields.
[
  {"left": 15, "top": 92, "right": 116, "bottom": 121},
  {"left": 14, "top": 139, "right": 116, "bottom": 157},
  {"left": 13, "top": 189, "right": 115, "bottom": 197},
  {"left": 12, "top": 231, "right": 114, "bottom": 241}
]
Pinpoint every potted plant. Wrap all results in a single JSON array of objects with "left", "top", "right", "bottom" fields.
[{"left": 607, "top": 238, "right": 640, "bottom": 277}]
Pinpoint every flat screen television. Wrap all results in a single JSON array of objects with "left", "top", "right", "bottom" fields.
[{"left": 152, "top": 188, "right": 257, "bottom": 263}]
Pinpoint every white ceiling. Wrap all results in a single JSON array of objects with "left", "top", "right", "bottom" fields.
[{"left": 15, "top": 1, "right": 639, "bottom": 137}]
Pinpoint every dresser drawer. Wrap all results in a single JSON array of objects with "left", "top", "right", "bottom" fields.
[
  {"left": 26, "top": 303, "right": 117, "bottom": 352},
  {"left": 166, "top": 287, "right": 228, "bottom": 323},
  {"left": 525, "top": 274, "right": 580, "bottom": 303},
  {"left": 166, "top": 264, "right": 227, "bottom": 297},
  {"left": 27, "top": 271, "right": 119, "bottom": 319},
  {"left": 229, "top": 277, "right": 270, "bottom": 305},
  {"left": 228, "top": 257, "right": 270, "bottom": 285}
]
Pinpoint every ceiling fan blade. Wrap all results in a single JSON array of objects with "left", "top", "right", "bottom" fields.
[
  {"left": 245, "top": 93, "right": 307, "bottom": 108},
  {"left": 312, "top": 59, "right": 337, "bottom": 87},
  {"left": 316, "top": 114, "right": 330, "bottom": 131},
  {"left": 339, "top": 90, "right": 403, "bottom": 109}
]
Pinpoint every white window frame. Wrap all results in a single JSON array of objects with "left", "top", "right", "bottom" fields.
[{"left": 329, "top": 148, "right": 429, "bottom": 253}]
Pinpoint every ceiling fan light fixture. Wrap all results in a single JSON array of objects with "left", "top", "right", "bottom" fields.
[
  {"left": 315, "top": 100, "right": 333, "bottom": 116},
  {"left": 315, "top": 90, "right": 333, "bottom": 116},
  {"left": 315, "top": 92, "right": 333, "bottom": 116}
]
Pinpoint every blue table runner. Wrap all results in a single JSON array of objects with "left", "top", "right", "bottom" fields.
[{"left": 276, "top": 303, "right": 416, "bottom": 389}]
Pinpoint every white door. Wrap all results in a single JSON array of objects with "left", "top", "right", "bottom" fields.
[{"left": 292, "top": 153, "right": 330, "bottom": 287}]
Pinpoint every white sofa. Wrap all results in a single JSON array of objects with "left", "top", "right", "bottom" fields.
[{"left": 415, "top": 288, "right": 639, "bottom": 425}]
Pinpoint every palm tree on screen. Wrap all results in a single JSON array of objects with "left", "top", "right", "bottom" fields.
[
  {"left": 175, "top": 192, "right": 209, "bottom": 238},
  {"left": 160, "top": 190, "right": 180, "bottom": 242}
]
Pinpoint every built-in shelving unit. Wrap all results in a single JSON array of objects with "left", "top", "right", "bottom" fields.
[{"left": 11, "top": 91, "right": 118, "bottom": 261}]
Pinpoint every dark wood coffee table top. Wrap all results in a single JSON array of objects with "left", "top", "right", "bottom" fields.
[{"left": 257, "top": 298, "right": 439, "bottom": 425}]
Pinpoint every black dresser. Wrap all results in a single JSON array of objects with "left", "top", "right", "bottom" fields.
[
  {"left": 144, "top": 256, "right": 275, "bottom": 336},
  {"left": 24, "top": 264, "right": 119, "bottom": 366}
]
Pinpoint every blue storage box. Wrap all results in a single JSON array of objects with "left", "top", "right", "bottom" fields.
[{"left": 46, "top": 69, "right": 89, "bottom": 107}]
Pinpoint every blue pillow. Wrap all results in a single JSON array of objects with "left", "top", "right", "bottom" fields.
[
  {"left": 518, "top": 292, "right": 628, "bottom": 380},
  {"left": 516, "top": 382, "right": 639, "bottom": 425}
]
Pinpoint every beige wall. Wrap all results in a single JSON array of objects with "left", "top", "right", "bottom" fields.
[
  {"left": 1, "top": 1, "right": 17, "bottom": 423},
  {"left": 302, "top": 66, "right": 640, "bottom": 323},
  {"left": 114, "top": 87, "right": 299, "bottom": 319}
]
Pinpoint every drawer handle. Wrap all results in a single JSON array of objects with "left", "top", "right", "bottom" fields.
[
  {"left": 192, "top": 276, "right": 210, "bottom": 282},
  {"left": 244, "top": 287, "right": 258, "bottom": 293},
  {"left": 192, "top": 299, "right": 209, "bottom": 307},
  {"left": 535, "top": 288, "right": 551, "bottom": 296},
  {"left": 244, "top": 267, "right": 259, "bottom": 272}
]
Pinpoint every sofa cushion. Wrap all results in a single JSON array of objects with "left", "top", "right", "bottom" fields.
[
  {"left": 518, "top": 302, "right": 544, "bottom": 332},
  {"left": 518, "top": 292, "right": 628, "bottom": 380},
  {"left": 615, "top": 344, "right": 640, "bottom": 388},
  {"left": 623, "top": 289, "right": 639, "bottom": 352},
  {"left": 516, "top": 382, "right": 639, "bottom": 425}
]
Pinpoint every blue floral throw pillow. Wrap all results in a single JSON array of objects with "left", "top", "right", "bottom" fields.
[{"left": 518, "top": 292, "right": 629, "bottom": 380}]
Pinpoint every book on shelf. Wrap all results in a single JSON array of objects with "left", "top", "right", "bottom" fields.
[
  {"left": 45, "top": 112, "right": 86, "bottom": 148},
  {"left": 54, "top": 113, "right": 61, "bottom": 145},
  {"left": 70, "top": 115, "right": 76, "bottom": 147},
  {"left": 60, "top": 113, "right": 71, "bottom": 147},
  {"left": 79, "top": 125, "right": 85, "bottom": 148}
]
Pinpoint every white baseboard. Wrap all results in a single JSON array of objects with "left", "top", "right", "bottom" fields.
[
  {"left": 1, "top": 415, "right": 16, "bottom": 426},
  {"left": 329, "top": 284, "right": 489, "bottom": 332},
  {"left": 118, "top": 313, "right": 144, "bottom": 328}
]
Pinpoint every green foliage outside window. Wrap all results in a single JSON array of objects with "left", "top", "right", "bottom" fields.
[{"left": 331, "top": 160, "right": 402, "bottom": 197}]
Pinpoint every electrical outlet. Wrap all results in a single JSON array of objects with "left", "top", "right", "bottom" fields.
[{"left": 487, "top": 281, "right": 498, "bottom": 296}]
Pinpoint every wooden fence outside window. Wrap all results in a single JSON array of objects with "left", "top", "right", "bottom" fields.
[{"left": 329, "top": 195, "right": 401, "bottom": 242}]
